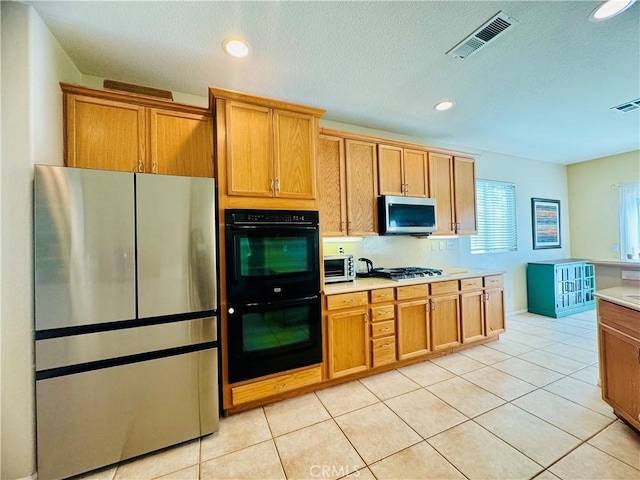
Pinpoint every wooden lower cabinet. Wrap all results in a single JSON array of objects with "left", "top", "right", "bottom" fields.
[
  {"left": 370, "top": 288, "right": 396, "bottom": 367},
  {"left": 460, "top": 290, "right": 485, "bottom": 343},
  {"left": 397, "top": 299, "right": 430, "bottom": 360},
  {"left": 598, "top": 299, "right": 640, "bottom": 431},
  {"left": 326, "top": 291, "right": 370, "bottom": 378},
  {"left": 430, "top": 293, "right": 461, "bottom": 351},
  {"left": 485, "top": 287, "right": 506, "bottom": 335}
]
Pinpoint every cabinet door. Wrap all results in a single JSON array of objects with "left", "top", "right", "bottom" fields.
[
  {"left": 397, "top": 299, "right": 430, "bottom": 360},
  {"left": 149, "top": 109, "right": 213, "bottom": 177},
  {"left": 274, "top": 110, "right": 316, "bottom": 199},
  {"left": 453, "top": 157, "right": 477, "bottom": 234},
  {"left": 65, "top": 94, "right": 145, "bottom": 173},
  {"left": 600, "top": 326, "right": 640, "bottom": 429},
  {"left": 345, "top": 140, "right": 378, "bottom": 236},
  {"left": 378, "top": 144, "right": 404, "bottom": 196},
  {"left": 431, "top": 294, "right": 461, "bottom": 351},
  {"left": 318, "top": 135, "right": 347, "bottom": 235},
  {"left": 403, "top": 149, "right": 428, "bottom": 197},
  {"left": 428, "top": 153, "right": 454, "bottom": 234},
  {"left": 460, "top": 290, "right": 485, "bottom": 343},
  {"left": 225, "top": 102, "right": 273, "bottom": 197},
  {"left": 485, "top": 288, "right": 505, "bottom": 335},
  {"left": 327, "top": 309, "right": 370, "bottom": 378}
]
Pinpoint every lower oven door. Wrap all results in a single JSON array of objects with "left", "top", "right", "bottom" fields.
[{"left": 227, "top": 295, "right": 322, "bottom": 383}]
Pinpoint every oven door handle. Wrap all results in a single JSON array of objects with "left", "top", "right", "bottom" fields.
[
  {"left": 226, "top": 224, "right": 318, "bottom": 230},
  {"left": 227, "top": 295, "right": 320, "bottom": 312}
]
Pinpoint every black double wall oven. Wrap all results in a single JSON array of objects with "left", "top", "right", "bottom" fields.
[{"left": 225, "top": 209, "right": 322, "bottom": 383}]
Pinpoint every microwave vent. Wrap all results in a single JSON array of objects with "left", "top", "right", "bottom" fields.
[
  {"left": 611, "top": 98, "right": 640, "bottom": 113},
  {"left": 447, "top": 11, "right": 518, "bottom": 59}
]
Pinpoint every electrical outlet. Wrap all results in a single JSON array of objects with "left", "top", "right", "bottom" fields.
[
  {"left": 338, "top": 246, "right": 344, "bottom": 254},
  {"left": 439, "top": 241, "right": 445, "bottom": 250},
  {"left": 622, "top": 270, "right": 640, "bottom": 280},
  {"left": 612, "top": 244, "right": 620, "bottom": 253},
  {"left": 431, "top": 241, "right": 438, "bottom": 251},
  {"left": 446, "top": 241, "right": 454, "bottom": 250}
]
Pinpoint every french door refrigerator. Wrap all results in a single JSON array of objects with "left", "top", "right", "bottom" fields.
[{"left": 34, "top": 165, "right": 219, "bottom": 480}]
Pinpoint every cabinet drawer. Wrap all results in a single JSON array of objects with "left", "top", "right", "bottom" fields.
[
  {"left": 371, "top": 305, "right": 395, "bottom": 322},
  {"left": 231, "top": 366, "right": 322, "bottom": 406},
  {"left": 371, "top": 319, "right": 395, "bottom": 338},
  {"left": 371, "top": 288, "right": 395, "bottom": 303},
  {"left": 484, "top": 275, "right": 504, "bottom": 288},
  {"left": 459, "top": 277, "right": 483, "bottom": 291},
  {"left": 326, "top": 292, "right": 368, "bottom": 310},
  {"left": 371, "top": 337, "right": 396, "bottom": 367},
  {"left": 430, "top": 280, "right": 459, "bottom": 295},
  {"left": 397, "top": 284, "right": 429, "bottom": 300},
  {"left": 599, "top": 299, "right": 640, "bottom": 339}
]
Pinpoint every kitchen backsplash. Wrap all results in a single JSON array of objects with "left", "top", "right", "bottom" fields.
[{"left": 323, "top": 236, "right": 461, "bottom": 268}]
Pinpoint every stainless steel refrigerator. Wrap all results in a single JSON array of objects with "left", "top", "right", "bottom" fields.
[{"left": 34, "top": 165, "right": 219, "bottom": 480}]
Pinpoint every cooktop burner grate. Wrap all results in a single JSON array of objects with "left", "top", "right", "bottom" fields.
[{"left": 370, "top": 266, "right": 444, "bottom": 280}]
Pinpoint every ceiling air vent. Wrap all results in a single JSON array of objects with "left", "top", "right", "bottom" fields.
[
  {"left": 447, "top": 11, "right": 518, "bottom": 59},
  {"left": 611, "top": 98, "right": 640, "bottom": 113}
]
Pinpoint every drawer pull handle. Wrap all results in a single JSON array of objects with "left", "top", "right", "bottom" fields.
[{"left": 382, "top": 327, "right": 389, "bottom": 331}]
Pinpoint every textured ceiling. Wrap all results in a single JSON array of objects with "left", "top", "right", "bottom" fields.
[{"left": 26, "top": 0, "right": 640, "bottom": 164}]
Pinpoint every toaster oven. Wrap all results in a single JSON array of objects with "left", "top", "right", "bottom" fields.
[{"left": 323, "top": 254, "right": 355, "bottom": 284}]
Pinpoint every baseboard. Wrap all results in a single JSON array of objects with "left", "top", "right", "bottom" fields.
[{"left": 507, "top": 308, "right": 528, "bottom": 316}]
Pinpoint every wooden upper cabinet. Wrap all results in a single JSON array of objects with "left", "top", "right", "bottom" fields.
[
  {"left": 453, "top": 157, "right": 477, "bottom": 235},
  {"left": 62, "top": 83, "right": 213, "bottom": 177},
  {"left": 378, "top": 145, "right": 404, "bottom": 196},
  {"left": 226, "top": 101, "right": 273, "bottom": 197},
  {"left": 345, "top": 139, "right": 378, "bottom": 236},
  {"left": 428, "top": 153, "right": 477, "bottom": 235},
  {"left": 318, "top": 135, "right": 347, "bottom": 235},
  {"left": 274, "top": 110, "right": 316, "bottom": 199},
  {"left": 65, "top": 94, "right": 146, "bottom": 173},
  {"left": 428, "top": 153, "right": 455, "bottom": 234},
  {"left": 149, "top": 109, "right": 213, "bottom": 178},
  {"left": 210, "top": 87, "right": 325, "bottom": 202},
  {"left": 403, "top": 149, "right": 428, "bottom": 197},
  {"left": 378, "top": 145, "right": 428, "bottom": 197}
]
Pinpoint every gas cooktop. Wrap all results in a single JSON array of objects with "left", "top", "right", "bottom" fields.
[{"left": 370, "top": 266, "right": 444, "bottom": 280}]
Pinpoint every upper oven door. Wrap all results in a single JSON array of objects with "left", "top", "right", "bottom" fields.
[{"left": 225, "top": 223, "right": 320, "bottom": 303}]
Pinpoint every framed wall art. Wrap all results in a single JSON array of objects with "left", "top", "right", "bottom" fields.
[{"left": 531, "top": 198, "right": 561, "bottom": 249}]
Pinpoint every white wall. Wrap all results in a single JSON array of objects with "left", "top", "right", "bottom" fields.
[
  {"left": 1, "top": 3, "right": 81, "bottom": 478},
  {"left": 320, "top": 120, "right": 571, "bottom": 314}
]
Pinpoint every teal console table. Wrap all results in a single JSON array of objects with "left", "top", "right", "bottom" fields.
[{"left": 527, "top": 259, "right": 595, "bottom": 318}]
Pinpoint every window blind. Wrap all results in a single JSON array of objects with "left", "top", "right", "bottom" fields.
[{"left": 471, "top": 179, "right": 517, "bottom": 254}]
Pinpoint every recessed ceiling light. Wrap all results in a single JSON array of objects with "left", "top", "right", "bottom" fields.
[
  {"left": 434, "top": 100, "right": 454, "bottom": 111},
  {"left": 589, "top": 0, "right": 636, "bottom": 21},
  {"left": 222, "top": 38, "right": 249, "bottom": 58}
]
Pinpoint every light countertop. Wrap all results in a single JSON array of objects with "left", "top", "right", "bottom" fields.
[
  {"left": 589, "top": 260, "right": 640, "bottom": 268},
  {"left": 323, "top": 267, "right": 504, "bottom": 295},
  {"left": 594, "top": 285, "right": 640, "bottom": 312}
]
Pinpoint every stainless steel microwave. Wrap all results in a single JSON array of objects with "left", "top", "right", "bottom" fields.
[
  {"left": 378, "top": 195, "right": 437, "bottom": 235},
  {"left": 323, "top": 254, "right": 355, "bottom": 283}
]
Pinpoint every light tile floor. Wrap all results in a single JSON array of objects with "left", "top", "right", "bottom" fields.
[{"left": 77, "top": 310, "right": 640, "bottom": 480}]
